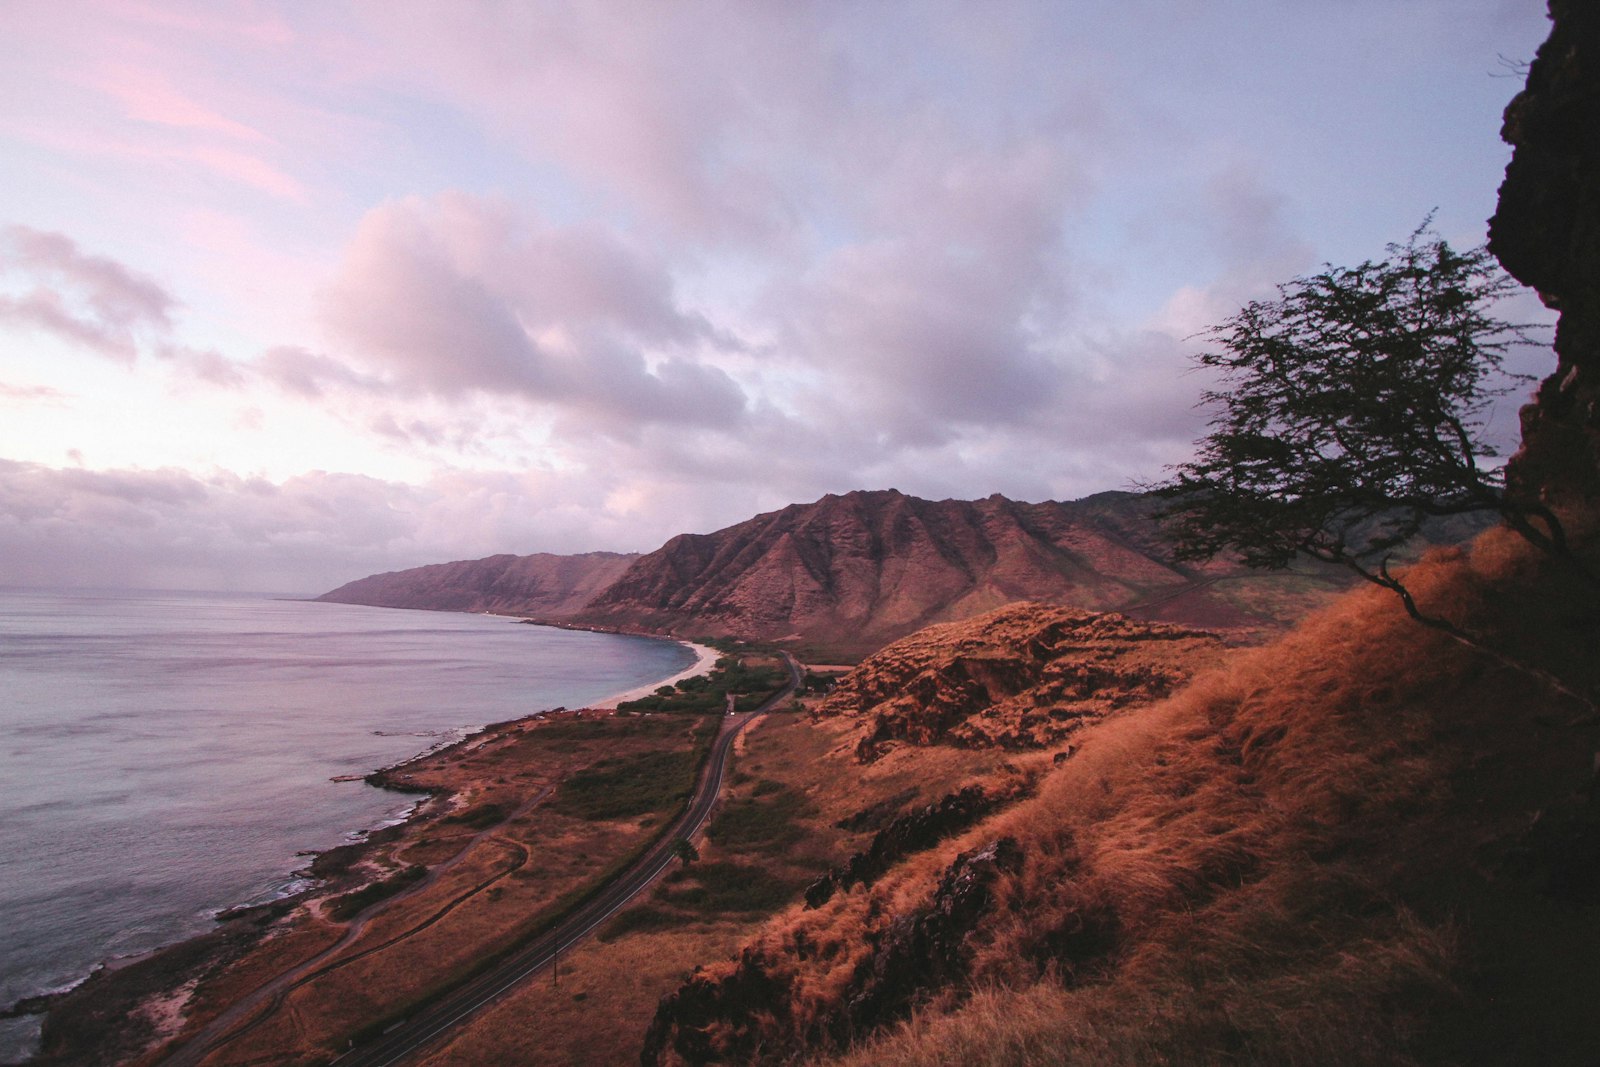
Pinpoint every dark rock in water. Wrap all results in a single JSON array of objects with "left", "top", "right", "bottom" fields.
[{"left": 211, "top": 899, "right": 293, "bottom": 926}]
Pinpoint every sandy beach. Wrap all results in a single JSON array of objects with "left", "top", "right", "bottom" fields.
[
  {"left": 591, "top": 640, "right": 720, "bottom": 708},
  {"left": 476, "top": 615, "right": 721, "bottom": 712}
]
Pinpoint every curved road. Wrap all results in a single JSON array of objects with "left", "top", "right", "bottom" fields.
[{"left": 327, "top": 652, "right": 801, "bottom": 1067}]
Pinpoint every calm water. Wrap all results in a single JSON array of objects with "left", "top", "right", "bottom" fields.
[{"left": 0, "top": 589, "right": 692, "bottom": 1063}]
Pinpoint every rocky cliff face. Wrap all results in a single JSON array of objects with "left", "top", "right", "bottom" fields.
[
  {"left": 817, "top": 601, "right": 1229, "bottom": 759},
  {"left": 1489, "top": 0, "right": 1600, "bottom": 501},
  {"left": 315, "top": 550, "right": 637, "bottom": 616},
  {"left": 573, "top": 490, "right": 1326, "bottom": 654}
]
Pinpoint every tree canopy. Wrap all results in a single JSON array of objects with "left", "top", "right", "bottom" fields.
[{"left": 1153, "top": 225, "right": 1541, "bottom": 580}]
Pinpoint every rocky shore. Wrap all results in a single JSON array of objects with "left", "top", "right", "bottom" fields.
[{"left": 9, "top": 640, "right": 717, "bottom": 1067}]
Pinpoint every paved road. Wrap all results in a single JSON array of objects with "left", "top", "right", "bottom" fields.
[{"left": 327, "top": 653, "right": 801, "bottom": 1067}]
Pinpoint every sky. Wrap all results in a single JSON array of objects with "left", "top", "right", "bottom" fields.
[{"left": 0, "top": 0, "right": 1557, "bottom": 594}]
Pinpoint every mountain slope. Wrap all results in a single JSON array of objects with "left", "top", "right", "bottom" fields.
[
  {"left": 641, "top": 526, "right": 1600, "bottom": 1066},
  {"left": 315, "top": 550, "right": 637, "bottom": 616},
  {"left": 572, "top": 489, "right": 1338, "bottom": 655},
  {"left": 315, "top": 490, "right": 1482, "bottom": 657}
]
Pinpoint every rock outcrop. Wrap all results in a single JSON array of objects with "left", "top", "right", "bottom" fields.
[
  {"left": 818, "top": 601, "right": 1228, "bottom": 760},
  {"left": 804, "top": 785, "right": 1005, "bottom": 908},
  {"left": 1489, "top": 0, "right": 1600, "bottom": 501},
  {"left": 639, "top": 838, "right": 1025, "bottom": 1066},
  {"left": 315, "top": 550, "right": 637, "bottom": 616}
]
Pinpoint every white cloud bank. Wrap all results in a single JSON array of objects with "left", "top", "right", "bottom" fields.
[{"left": 0, "top": 1, "right": 1558, "bottom": 592}]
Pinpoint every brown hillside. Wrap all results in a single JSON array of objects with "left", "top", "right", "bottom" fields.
[
  {"left": 817, "top": 602, "right": 1229, "bottom": 759},
  {"left": 573, "top": 490, "right": 1343, "bottom": 655},
  {"left": 314, "top": 550, "right": 637, "bottom": 615},
  {"left": 642, "top": 522, "right": 1600, "bottom": 1066}
]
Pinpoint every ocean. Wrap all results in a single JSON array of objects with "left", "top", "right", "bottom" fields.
[{"left": 0, "top": 589, "right": 694, "bottom": 1064}]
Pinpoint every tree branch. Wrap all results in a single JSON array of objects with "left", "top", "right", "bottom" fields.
[{"left": 1338, "top": 557, "right": 1596, "bottom": 714}]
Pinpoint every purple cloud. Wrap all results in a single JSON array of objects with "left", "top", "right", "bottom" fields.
[
  {"left": 316, "top": 194, "right": 748, "bottom": 430},
  {"left": 255, "top": 345, "right": 388, "bottom": 399},
  {"left": 0, "top": 226, "right": 177, "bottom": 361}
]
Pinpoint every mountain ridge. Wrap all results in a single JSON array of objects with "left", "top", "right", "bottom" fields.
[
  {"left": 317, "top": 489, "right": 1362, "bottom": 656},
  {"left": 315, "top": 549, "right": 637, "bottom": 616}
]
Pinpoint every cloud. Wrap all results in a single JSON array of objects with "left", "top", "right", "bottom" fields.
[
  {"left": 89, "top": 63, "right": 271, "bottom": 143},
  {"left": 320, "top": 200, "right": 552, "bottom": 396},
  {"left": 348, "top": 3, "right": 828, "bottom": 242},
  {"left": 255, "top": 345, "right": 387, "bottom": 399},
  {"left": 157, "top": 344, "right": 247, "bottom": 388},
  {"left": 316, "top": 193, "right": 748, "bottom": 430},
  {"left": 0, "top": 382, "right": 70, "bottom": 402},
  {"left": 0, "top": 226, "right": 177, "bottom": 361},
  {"left": 0, "top": 458, "right": 760, "bottom": 594}
]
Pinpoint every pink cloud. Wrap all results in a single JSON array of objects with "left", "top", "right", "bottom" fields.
[
  {"left": 155, "top": 344, "right": 247, "bottom": 388},
  {"left": 346, "top": 3, "right": 835, "bottom": 242},
  {"left": 181, "top": 144, "right": 306, "bottom": 200},
  {"left": 101, "top": 0, "right": 296, "bottom": 47},
  {"left": 0, "top": 459, "right": 699, "bottom": 592},
  {"left": 7, "top": 118, "right": 307, "bottom": 202},
  {"left": 256, "top": 345, "right": 386, "bottom": 399},
  {"left": 89, "top": 64, "right": 272, "bottom": 143},
  {"left": 0, "top": 382, "right": 70, "bottom": 402}
]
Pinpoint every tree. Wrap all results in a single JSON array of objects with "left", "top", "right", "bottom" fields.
[
  {"left": 671, "top": 837, "right": 699, "bottom": 866},
  {"left": 1153, "top": 224, "right": 1593, "bottom": 705}
]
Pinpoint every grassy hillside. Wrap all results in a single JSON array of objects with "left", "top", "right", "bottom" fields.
[{"left": 642, "top": 517, "right": 1600, "bottom": 1065}]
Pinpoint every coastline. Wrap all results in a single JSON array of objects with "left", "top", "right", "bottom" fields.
[
  {"left": 591, "top": 639, "right": 719, "bottom": 708},
  {"left": 475, "top": 614, "right": 718, "bottom": 710},
  {"left": 4, "top": 623, "right": 719, "bottom": 1064}
]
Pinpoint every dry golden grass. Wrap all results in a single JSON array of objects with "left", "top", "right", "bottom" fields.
[
  {"left": 406, "top": 702, "right": 1026, "bottom": 1066},
  {"left": 646, "top": 522, "right": 1600, "bottom": 1065},
  {"left": 415, "top": 921, "right": 757, "bottom": 1066}
]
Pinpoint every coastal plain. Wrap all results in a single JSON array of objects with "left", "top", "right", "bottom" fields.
[{"left": 33, "top": 673, "right": 731, "bottom": 1065}]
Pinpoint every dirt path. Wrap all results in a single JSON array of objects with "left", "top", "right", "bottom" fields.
[{"left": 158, "top": 785, "right": 553, "bottom": 1067}]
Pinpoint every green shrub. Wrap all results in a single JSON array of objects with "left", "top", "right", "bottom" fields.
[
  {"left": 707, "top": 780, "right": 813, "bottom": 854},
  {"left": 327, "top": 864, "right": 427, "bottom": 922},
  {"left": 444, "top": 802, "right": 508, "bottom": 830},
  {"left": 597, "top": 904, "right": 684, "bottom": 942},
  {"left": 551, "top": 749, "right": 697, "bottom": 820},
  {"left": 657, "top": 862, "right": 806, "bottom": 914}
]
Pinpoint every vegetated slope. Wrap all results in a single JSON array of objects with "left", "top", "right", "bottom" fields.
[
  {"left": 641, "top": 524, "right": 1600, "bottom": 1066},
  {"left": 573, "top": 489, "right": 1343, "bottom": 656},
  {"left": 817, "top": 601, "right": 1229, "bottom": 759},
  {"left": 315, "top": 551, "right": 637, "bottom": 615}
]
